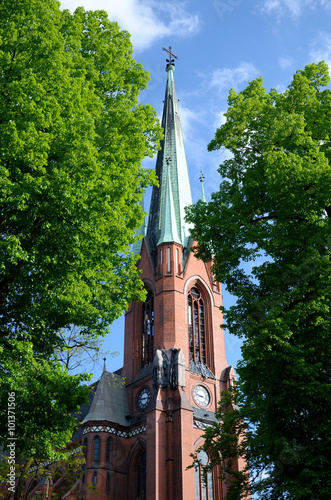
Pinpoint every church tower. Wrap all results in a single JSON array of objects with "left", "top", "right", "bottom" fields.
[{"left": 80, "top": 49, "right": 239, "bottom": 500}]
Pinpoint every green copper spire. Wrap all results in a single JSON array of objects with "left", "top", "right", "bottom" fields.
[
  {"left": 147, "top": 54, "right": 193, "bottom": 252},
  {"left": 132, "top": 197, "right": 146, "bottom": 256},
  {"left": 157, "top": 167, "right": 181, "bottom": 245}
]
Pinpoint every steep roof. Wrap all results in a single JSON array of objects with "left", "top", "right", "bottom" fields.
[
  {"left": 82, "top": 370, "right": 130, "bottom": 427},
  {"left": 146, "top": 64, "right": 193, "bottom": 252}
]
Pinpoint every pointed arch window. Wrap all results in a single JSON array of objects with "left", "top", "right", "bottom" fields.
[
  {"left": 106, "top": 472, "right": 111, "bottom": 495},
  {"left": 167, "top": 247, "right": 171, "bottom": 273},
  {"left": 93, "top": 471, "right": 98, "bottom": 490},
  {"left": 141, "top": 290, "right": 154, "bottom": 367},
  {"left": 135, "top": 451, "right": 146, "bottom": 500},
  {"left": 106, "top": 437, "right": 112, "bottom": 464},
  {"left": 93, "top": 436, "right": 100, "bottom": 464},
  {"left": 188, "top": 287, "right": 206, "bottom": 364},
  {"left": 195, "top": 450, "right": 213, "bottom": 500}
]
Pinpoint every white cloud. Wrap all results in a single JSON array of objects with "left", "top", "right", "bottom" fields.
[
  {"left": 259, "top": 0, "right": 331, "bottom": 16},
  {"left": 178, "top": 105, "right": 210, "bottom": 145},
  {"left": 278, "top": 56, "right": 293, "bottom": 69},
  {"left": 260, "top": 0, "right": 301, "bottom": 15},
  {"left": 60, "top": 0, "right": 200, "bottom": 52},
  {"left": 213, "top": 110, "right": 227, "bottom": 129},
  {"left": 209, "top": 62, "right": 260, "bottom": 95},
  {"left": 275, "top": 83, "right": 287, "bottom": 93},
  {"left": 309, "top": 31, "right": 331, "bottom": 70}
]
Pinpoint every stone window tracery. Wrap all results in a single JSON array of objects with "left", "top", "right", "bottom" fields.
[
  {"left": 188, "top": 286, "right": 206, "bottom": 364},
  {"left": 195, "top": 450, "right": 214, "bottom": 500}
]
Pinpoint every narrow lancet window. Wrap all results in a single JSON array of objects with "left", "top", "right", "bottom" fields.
[
  {"left": 93, "top": 471, "right": 97, "bottom": 490},
  {"left": 106, "top": 437, "right": 112, "bottom": 464},
  {"left": 141, "top": 290, "right": 154, "bottom": 367},
  {"left": 167, "top": 247, "right": 171, "bottom": 273},
  {"left": 136, "top": 451, "right": 146, "bottom": 500},
  {"left": 94, "top": 436, "right": 100, "bottom": 464},
  {"left": 188, "top": 287, "right": 206, "bottom": 364}
]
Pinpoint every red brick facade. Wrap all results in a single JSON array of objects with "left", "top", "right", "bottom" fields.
[{"left": 77, "top": 237, "right": 238, "bottom": 500}]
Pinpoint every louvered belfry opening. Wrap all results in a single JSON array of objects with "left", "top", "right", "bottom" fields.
[
  {"left": 188, "top": 286, "right": 206, "bottom": 364},
  {"left": 141, "top": 289, "right": 154, "bottom": 367}
]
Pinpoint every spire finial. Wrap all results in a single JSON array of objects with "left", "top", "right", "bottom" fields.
[
  {"left": 162, "top": 46, "right": 178, "bottom": 68},
  {"left": 103, "top": 357, "right": 107, "bottom": 373},
  {"left": 199, "top": 170, "right": 206, "bottom": 202}
]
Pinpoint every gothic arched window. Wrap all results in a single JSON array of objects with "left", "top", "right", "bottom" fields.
[
  {"left": 141, "top": 290, "right": 154, "bottom": 367},
  {"left": 188, "top": 287, "right": 206, "bottom": 364},
  {"left": 135, "top": 451, "right": 146, "bottom": 500},
  {"left": 106, "top": 437, "right": 112, "bottom": 464},
  {"left": 195, "top": 450, "right": 213, "bottom": 500},
  {"left": 106, "top": 472, "right": 111, "bottom": 495},
  {"left": 93, "top": 471, "right": 98, "bottom": 490},
  {"left": 93, "top": 436, "right": 100, "bottom": 464}
]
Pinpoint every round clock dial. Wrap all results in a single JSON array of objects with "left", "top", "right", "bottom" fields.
[
  {"left": 193, "top": 385, "right": 210, "bottom": 407},
  {"left": 137, "top": 387, "right": 151, "bottom": 411}
]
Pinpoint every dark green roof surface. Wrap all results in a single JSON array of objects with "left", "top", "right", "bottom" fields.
[
  {"left": 146, "top": 65, "right": 193, "bottom": 251},
  {"left": 82, "top": 370, "right": 129, "bottom": 427}
]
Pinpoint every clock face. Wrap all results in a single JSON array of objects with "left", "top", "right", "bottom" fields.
[
  {"left": 137, "top": 387, "right": 151, "bottom": 411},
  {"left": 193, "top": 385, "right": 210, "bottom": 407}
]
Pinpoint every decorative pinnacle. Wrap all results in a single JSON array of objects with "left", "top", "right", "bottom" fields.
[
  {"left": 200, "top": 171, "right": 206, "bottom": 202},
  {"left": 162, "top": 46, "right": 178, "bottom": 67},
  {"left": 103, "top": 357, "right": 106, "bottom": 373}
]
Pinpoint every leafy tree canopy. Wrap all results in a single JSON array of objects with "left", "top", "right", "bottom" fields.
[
  {"left": 186, "top": 62, "right": 331, "bottom": 498},
  {"left": 0, "top": 0, "right": 162, "bottom": 488},
  {"left": 0, "top": 0, "right": 162, "bottom": 348}
]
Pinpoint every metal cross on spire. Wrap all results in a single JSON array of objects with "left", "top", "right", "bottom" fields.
[{"left": 162, "top": 46, "right": 178, "bottom": 67}]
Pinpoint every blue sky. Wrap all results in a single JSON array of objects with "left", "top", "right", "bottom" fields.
[{"left": 61, "top": 0, "right": 331, "bottom": 380}]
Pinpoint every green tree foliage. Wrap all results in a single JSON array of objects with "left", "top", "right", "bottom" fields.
[
  {"left": 0, "top": 0, "right": 161, "bottom": 345},
  {"left": 0, "top": 0, "right": 162, "bottom": 493},
  {"left": 188, "top": 386, "right": 250, "bottom": 500},
  {"left": 0, "top": 442, "right": 85, "bottom": 500},
  {"left": 186, "top": 62, "right": 331, "bottom": 498}
]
